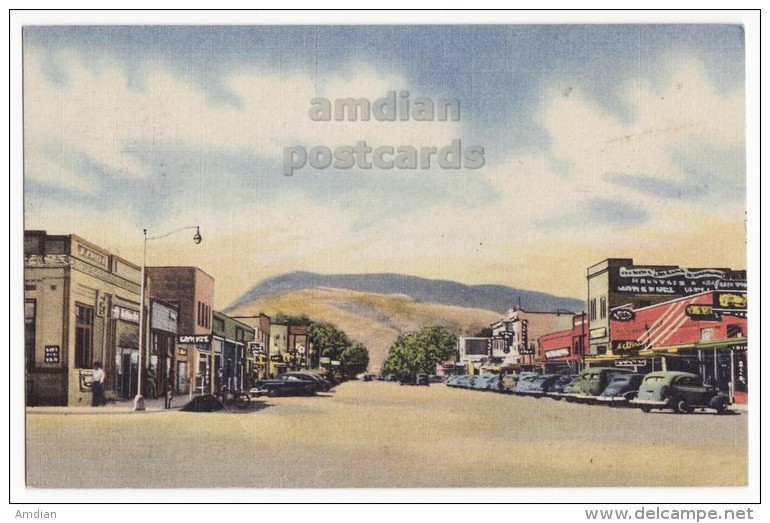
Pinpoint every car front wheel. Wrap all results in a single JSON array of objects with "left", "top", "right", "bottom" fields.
[
  {"left": 674, "top": 397, "right": 694, "bottom": 414},
  {"left": 641, "top": 406, "right": 652, "bottom": 413}
]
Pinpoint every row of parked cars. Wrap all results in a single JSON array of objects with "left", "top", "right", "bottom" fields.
[{"left": 446, "top": 368, "right": 732, "bottom": 414}]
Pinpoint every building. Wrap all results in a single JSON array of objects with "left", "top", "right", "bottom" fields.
[
  {"left": 145, "top": 266, "right": 215, "bottom": 395},
  {"left": 491, "top": 308, "right": 575, "bottom": 368},
  {"left": 537, "top": 312, "right": 587, "bottom": 373},
  {"left": 231, "top": 313, "right": 271, "bottom": 382},
  {"left": 586, "top": 258, "right": 746, "bottom": 358},
  {"left": 24, "top": 231, "right": 142, "bottom": 406},
  {"left": 212, "top": 311, "right": 255, "bottom": 392},
  {"left": 455, "top": 337, "right": 490, "bottom": 374},
  {"left": 146, "top": 298, "right": 179, "bottom": 399},
  {"left": 606, "top": 290, "right": 748, "bottom": 403}
]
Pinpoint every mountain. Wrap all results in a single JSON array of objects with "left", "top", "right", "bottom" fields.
[
  {"left": 225, "top": 273, "right": 584, "bottom": 371},
  {"left": 227, "top": 272, "right": 584, "bottom": 315}
]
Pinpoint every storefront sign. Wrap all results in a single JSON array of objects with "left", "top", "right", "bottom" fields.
[
  {"left": 545, "top": 347, "right": 570, "bottom": 359},
  {"left": 615, "top": 359, "right": 646, "bottom": 367},
  {"left": 519, "top": 320, "right": 530, "bottom": 352},
  {"left": 716, "top": 279, "right": 748, "bottom": 291},
  {"left": 112, "top": 305, "right": 140, "bottom": 323},
  {"left": 44, "top": 345, "right": 60, "bottom": 363},
  {"left": 177, "top": 334, "right": 211, "bottom": 344},
  {"left": 72, "top": 241, "right": 109, "bottom": 269},
  {"left": 713, "top": 292, "right": 747, "bottom": 311},
  {"left": 614, "top": 266, "right": 730, "bottom": 295},
  {"left": 685, "top": 304, "right": 721, "bottom": 321},
  {"left": 609, "top": 309, "right": 635, "bottom": 322},
  {"left": 612, "top": 340, "right": 644, "bottom": 354}
]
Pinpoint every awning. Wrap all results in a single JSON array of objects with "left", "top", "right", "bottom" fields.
[
  {"left": 695, "top": 337, "right": 748, "bottom": 351},
  {"left": 584, "top": 354, "right": 621, "bottom": 363}
]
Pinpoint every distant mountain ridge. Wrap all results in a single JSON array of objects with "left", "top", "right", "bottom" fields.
[{"left": 226, "top": 271, "right": 584, "bottom": 315}]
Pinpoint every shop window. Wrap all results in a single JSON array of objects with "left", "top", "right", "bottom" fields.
[
  {"left": 25, "top": 300, "right": 36, "bottom": 369},
  {"left": 74, "top": 303, "right": 94, "bottom": 369},
  {"left": 596, "top": 345, "right": 607, "bottom": 355},
  {"left": 235, "top": 327, "right": 245, "bottom": 342},
  {"left": 726, "top": 324, "right": 743, "bottom": 338}
]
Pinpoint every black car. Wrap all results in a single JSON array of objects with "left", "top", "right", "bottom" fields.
[
  {"left": 281, "top": 371, "right": 332, "bottom": 392},
  {"left": 251, "top": 373, "right": 318, "bottom": 397}
]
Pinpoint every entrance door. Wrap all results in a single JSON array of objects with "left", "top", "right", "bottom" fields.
[{"left": 117, "top": 348, "right": 138, "bottom": 399}]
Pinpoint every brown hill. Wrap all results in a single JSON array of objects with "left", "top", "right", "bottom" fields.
[{"left": 228, "top": 287, "right": 501, "bottom": 372}]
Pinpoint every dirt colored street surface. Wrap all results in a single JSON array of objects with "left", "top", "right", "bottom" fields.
[{"left": 25, "top": 381, "right": 747, "bottom": 489}]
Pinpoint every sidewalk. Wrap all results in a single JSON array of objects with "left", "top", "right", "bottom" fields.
[{"left": 26, "top": 396, "right": 186, "bottom": 415}]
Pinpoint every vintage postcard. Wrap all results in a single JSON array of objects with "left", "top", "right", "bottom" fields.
[{"left": 11, "top": 10, "right": 759, "bottom": 511}]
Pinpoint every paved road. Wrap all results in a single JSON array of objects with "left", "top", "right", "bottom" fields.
[{"left": 24, "top": 381, "right": 747, "bottom": 489}]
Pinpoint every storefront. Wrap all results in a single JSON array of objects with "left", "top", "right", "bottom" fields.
[
  {"left": 24, "top": 231, "right": 143, "bottom": 406},
  {"left": 609, "top": 290, "right": 748, "bottom": 403}
]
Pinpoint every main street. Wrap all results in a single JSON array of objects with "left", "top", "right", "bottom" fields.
[{"left": 25, "top": 380, "right": 747, "bottom": 489}]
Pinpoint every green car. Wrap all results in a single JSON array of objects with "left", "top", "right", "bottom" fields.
[
  {"left": 631, "top": 371, "right": 730, "bottom": 414},
  {"left": 565, "top": 367, "right": 633, "bottom": 403}
]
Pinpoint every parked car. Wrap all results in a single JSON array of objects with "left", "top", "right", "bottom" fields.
[
  {"left": 453, "top": 375, "right": 477, "bottom": 389},
  {"left": 565, "top": 367, "right": 634, "bottom": 403},
  {"left": 415, "top": 374, "right": 430, "bottom": 386},
  {"left": 521, "top": 374, "right": 560, "bottom": 398},
  {"left": 445, "top": 375, "right": 461, "bottom": 388},
  {"left": 500, "top": 373, "right": 520, "bottom": 393},
  {"left": 473, "top": 374, "right": 500, "bottom": 391},
  {"left": 281, "top": 371, "right": 332, "bottom": 392},
  {"left": 250, "top": 373, "right": 318, "bottom": 397},
  {"left": 546, "top": 374, "right": 578, "bottom": 400},
  {"left": 512, "top": 372, "right": 540, "bottom": 395},
  {"left": 631, "top": 371, "right": 730, "bottom": 414},
  {"left": 595, "top": 373, "right": 644, "bottom": 406}
]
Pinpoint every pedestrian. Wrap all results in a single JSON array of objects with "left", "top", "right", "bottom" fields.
[{"left": 91, "top": 362, "right": 106, "bottom": 406}]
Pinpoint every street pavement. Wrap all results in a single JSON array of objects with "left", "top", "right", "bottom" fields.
[{"left": 24, "top": 381, "right": 749, "bottom": 490}]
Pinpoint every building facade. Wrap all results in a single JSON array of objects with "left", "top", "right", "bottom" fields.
[
  {"left": 607, "top": 290, "right": 748, "bottom": 403},
  {"left": 146, "top": 266, "right": 215, "bottom": 395},
  {"left": 586, "top": 258, "right": 746, "bottom": 358},
  {"left": 537, "top": 312, "right": 587, "bottom": 373},
  {"left": 491, "top": 308, "right": 576, "bottom": 368},
  {"left": 24, "top": 231, "right": 142, "bottom": 406},
  {"left": 212, "top": 311, "right": 255, "bottom": 392}
]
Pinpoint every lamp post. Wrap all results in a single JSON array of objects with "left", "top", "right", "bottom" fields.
[{"left": 135, "top": 226, "right": 202, "bottom": 411}]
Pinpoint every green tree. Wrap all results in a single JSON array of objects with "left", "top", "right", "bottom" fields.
[
  {"left": 383, "top": 325, "right": 458, "bottom": 378},
  {"left": 340, "top": 342, "right": 370, "bottom": 379}
]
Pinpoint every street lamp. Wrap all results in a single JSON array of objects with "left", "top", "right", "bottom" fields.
[{"left": 135, "top": 225, "right": 202, "bottom": 411}]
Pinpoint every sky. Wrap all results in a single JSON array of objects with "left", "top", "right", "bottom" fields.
[{"left": 19, "top": 15, "right": 751, "bottom": 309}]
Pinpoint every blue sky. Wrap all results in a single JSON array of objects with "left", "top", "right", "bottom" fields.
[{"left": 21, "top": 22, "right": 749, "bottom": 307}]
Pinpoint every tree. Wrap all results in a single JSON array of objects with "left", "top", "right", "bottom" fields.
[
  {"left": 340, "top": 342, "right": 369, "bottom": 379},
  {"left": 309, "top": 322, "right": 351, "bottom": 362},
  {"left": 383, "top": 325, "right": 458, "bottom": 378}
]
